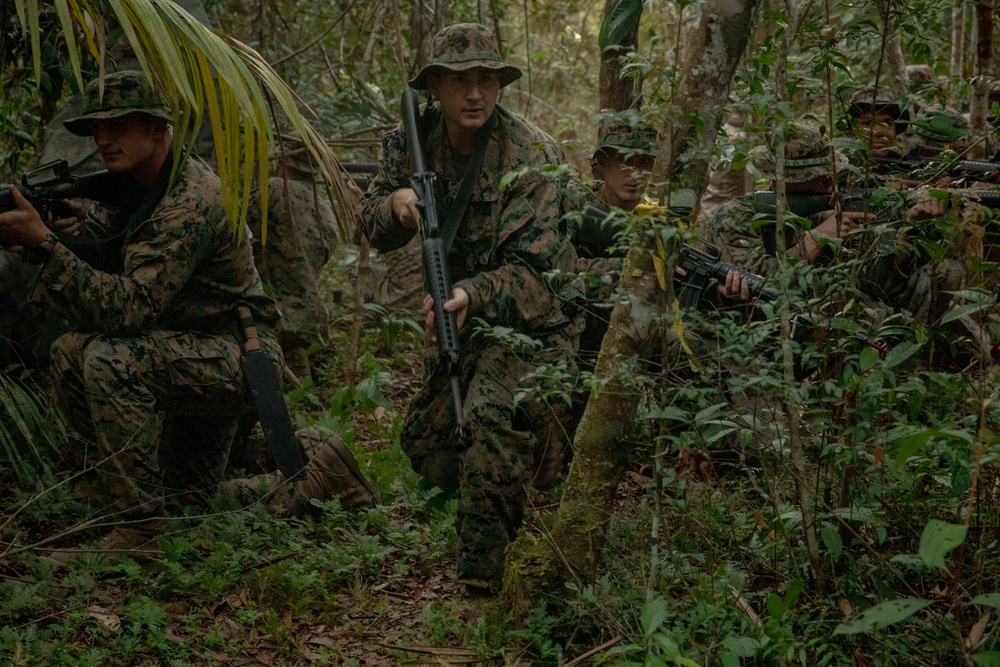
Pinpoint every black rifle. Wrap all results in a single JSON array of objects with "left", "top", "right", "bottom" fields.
[
  {"left": 676, "top": 243, "right": 777, "bottom": 308},
  {"left": 400, "top": 88, "right": 468, "bottom": 439},
  {"left": 873, "top": 154, "right": 1000, "bottom": 183},
  {"left": 1, "top": 160, "right": 127, "bottom": 218},
  {"left": 580, "top": 204, "right": 775, "bottom": 308},
  {"left": 1, "top": 160, "right": 134, "bottom": 272}
]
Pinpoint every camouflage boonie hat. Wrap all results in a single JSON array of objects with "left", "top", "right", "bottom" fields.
[
  {"left": 408, "top": 23, "right": 522, "bottom": 90},
  {"left": 594, "top": 122, "right": 657, "bottom": 159},
  {"left": 64, "top": 70, "right": 172, "bottom": 137},
  {"left": 848, "top": 87, "right": 909, "bottom": 135},
  {"left": 905, "top": 64, "right": 934, "bottom": 86},
  {"left": 752, "top": 123, "right": 847, "bottom": 184},
  {"left": 909, "top": 105, "right": 970, "bottom": 149}
]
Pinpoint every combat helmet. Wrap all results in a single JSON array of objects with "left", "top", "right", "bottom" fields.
[
  {"left": 64, "top": 70, "right": 172, "bottom": 137},
  {"left": 408, "top": 23, "right": 522, "bottom": 90},
  {"left": 848, "top": 87, "right": 910, "bottom": 136},
  {"left": 752, "top": 123, "right": 847, "bottom": 184}
]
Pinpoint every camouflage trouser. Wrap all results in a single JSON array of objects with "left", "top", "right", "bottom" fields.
[
  {"left": 50, "top": 328, "right": 284, "bottom": 519},
  {"left": 402, "top": 329, "right": 577, "bottom": 586}
]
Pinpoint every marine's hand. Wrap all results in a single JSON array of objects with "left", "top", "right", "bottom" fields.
[
  {"left": 804, "top": 210, "right": 872, "bottom": 261},
  {"left": 424, "top": 287, "right": 470, "bottom": 340},
  {"left": 393, "top": 188, "right": 420, "bottom": 229},
  {"left": 54, "top": 198, "right": 86, "bottom": 236},
  {"left": 719, "top": 269, "right": 753, "bottom": 301},
  {"left": 906, "top": 198, "right": 948, "bottom": 221},
  {"left": 0, "top": 185, "right": 49, "bottom": 247}
]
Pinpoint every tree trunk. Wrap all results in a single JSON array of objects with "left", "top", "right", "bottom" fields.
[
  {"left": 949, "top": 0, "right": 967, "bottom": 106},
  {"left": 969, "top": 0, "right": 994, "bottom": 159},
  {"left": 598, "top": 0, "right": 640, "bottom": 115},
  {"left": 505, "top": 0, "right": 761, "bottom": 611}
]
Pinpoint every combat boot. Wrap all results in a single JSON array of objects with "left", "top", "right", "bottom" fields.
[
  {"left": 98, "top": 518, "right": 165, "bottom": 560},
  {"left": 297, "top": 436, "right": 378, "bottom": 509},
  {"left": 47, "top": 517, "right": 164, "bottom": 564}
]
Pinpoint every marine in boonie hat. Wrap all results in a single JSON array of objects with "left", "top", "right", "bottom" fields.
[
  {"left": 848, "top": 87, "right": 910, "bottom": 136},
  {"left": 408, "top": 23, "right": 522, "bottom": 90},
  {"left": 752, "top": 123, "right": 847, "bottom": 184},
  {"left": 64, "top": 70, "right": 172, "bottom": 137}
]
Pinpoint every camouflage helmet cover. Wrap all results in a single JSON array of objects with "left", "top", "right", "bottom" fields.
[
  {"left": 408, "top": 23, "right": 522, "bottom": 90},
  {"left": 63, "top": 70, "right": 172, "bottom": 137},
  {"left": 752, "top": 123, "right": 847, "bottom": 184},
  {"left": 909, "top": 104, "right": 970, "bottom": 149},
  {"left": 848, "top": 87, "right": 910, "bottom": 135},
  {"left": 593, "top": 122, "right": 658, "bottom": 159}
]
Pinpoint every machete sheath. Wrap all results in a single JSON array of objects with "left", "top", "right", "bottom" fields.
[{"left": 236, "top": 306, "right": 307, "bottom": 480}]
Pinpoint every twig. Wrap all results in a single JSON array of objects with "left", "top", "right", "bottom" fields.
[{"left": 563, "top": 635, "right": 623, "bottom": 667}]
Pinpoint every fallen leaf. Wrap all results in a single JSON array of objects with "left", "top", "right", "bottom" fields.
[
  {"left": 87, "top": 605, "right": 120, "bottom": 631},
  {"left": 967, "top": 611, "right": 991, "bottom": 649}
]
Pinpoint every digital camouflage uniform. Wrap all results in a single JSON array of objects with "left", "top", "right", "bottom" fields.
[
  {"left": 575, "top": 122, "right": 658, "bottom": 353},
  {"left": 360, "top": 24, "right": 583, "bottom": 587},
  {"left": 247, "top": 173, "right": 338, "bottom": 376},
  {"left": 38, "top": 72, "right": 283, "bottom": 521}
]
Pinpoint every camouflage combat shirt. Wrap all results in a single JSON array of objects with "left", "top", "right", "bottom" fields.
[
  {"left": 361, "top": 103, "right": 582, "bottom": 333},
  {"left": 31, "top": 156, "right": 279, "bottom": 335}
]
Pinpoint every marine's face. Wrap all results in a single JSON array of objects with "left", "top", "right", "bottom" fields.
[
  {"left": 91, "top": 113, "right": 164, "bottom": 175},
  {"left": 600, "top": 150, "right": 655, "bottom": 211},
  {"left": 855, "top": 109, "right": 898, "bottom": 157},
  {"left": 427, "top": 68, "right": 501, "bottom": 137}
]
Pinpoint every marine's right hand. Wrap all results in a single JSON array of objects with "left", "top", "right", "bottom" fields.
[
  {"left": 803, "top": 210, "right": 873, "bottom": 261},
  {"left": 392, "top": 188, "right": 420, "bottom": 230},
  {"left": 54, "top": 198, "right": 86, "bottom": 236}
]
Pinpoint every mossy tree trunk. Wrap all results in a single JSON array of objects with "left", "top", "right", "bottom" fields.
[{"left": 505, "top": 0, "right": 761, "bottom": 612}]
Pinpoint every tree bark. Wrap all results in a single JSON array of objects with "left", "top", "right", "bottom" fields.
[
  {"left": 969, "top": 0, "right": 994, "bottom": 159},
  {"left": 598, "top": 0, "right": 640, "bottom": 115},
  {"left": 505, "top": 0, "right": 761, "bottom": 611}
]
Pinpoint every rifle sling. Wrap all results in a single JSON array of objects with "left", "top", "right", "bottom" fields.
[{"left": 441, "top": 109, "right": 498, "bottom": 253}]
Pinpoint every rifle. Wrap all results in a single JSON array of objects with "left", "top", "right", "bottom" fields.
[
  {"left": 873, "top": 154, "right": 1000, "bottom": 183},
  {"left": 1, "top": 160, "right": 134, "bottom": 274},
  {"left": 581, "top": 204, "right": 775, "bottom": 308},
  {"left": 400, "top": 87, "right": 468, "bottom": 439},
  {"left": 1, "top": 160, "right": 127, "bottom": 218}
]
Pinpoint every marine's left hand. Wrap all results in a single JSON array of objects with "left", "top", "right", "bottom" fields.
[
  {"left": 0, "top": 185, "right": 49, "bottom": 247},
  {"left": 423, "top": 287, "right": 470, "bottom": 337}
]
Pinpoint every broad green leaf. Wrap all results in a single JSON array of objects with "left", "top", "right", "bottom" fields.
[
  {"left": 641, "top": 597, "right": 669, "bottom": 638},
  {"left": 892, "top": 429, "right": 975, "bottom": 467},
  {"left": 859, "top": 345, "right": 879, "bottom": 372},
  {"left": 883, "top": 341, "right": 920, "bottom": 369},
  {"left": 821, "top": 524, "right": 843, "bottom": 560},
  {"left": 832, "top": 598, "right": 932, "bottom": 636},
  {"left": 973, "top": 651, "right": 1000, "bottom": 666},
  {"left": 640, "top": 406, "right": 689, "bottom": 421},
  {"left": 721, "top": 636, "right": 760, "bottom": 657},
  {"left": 919, "top": 520, "right": 968, "bottom": 569},
  {"left": 941, "top": 301, "right": 992, "bottom": 325},
  {"left": 720, "top": 653, "right": 740, "bottom": 667},
  {"left": 599, "top": 0, "right": 643, "bottom": 50},
  {"left": 972, "top": 594, "right": 1000, "bottom": 609}
]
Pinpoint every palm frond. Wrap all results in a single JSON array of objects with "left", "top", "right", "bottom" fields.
[{"left": 11, "top": 0, "right": 358, "bottom": 238}]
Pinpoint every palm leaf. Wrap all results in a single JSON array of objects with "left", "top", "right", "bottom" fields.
[{"left": 11, "top": 0, "right": 357, "bottom": 239}]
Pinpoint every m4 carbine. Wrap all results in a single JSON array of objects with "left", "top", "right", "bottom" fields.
[
  {"left": 580, "top": 203, "right": 775, "bottom": 309},
  {"left": 1, "top": 160, "right": 126, "bottom": 218},
  {"left": 400, "top": 88, "right": 468, "bottom": 440},
  {"left": 1, "top": 160, "right": 134, "bottom": 271}
]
